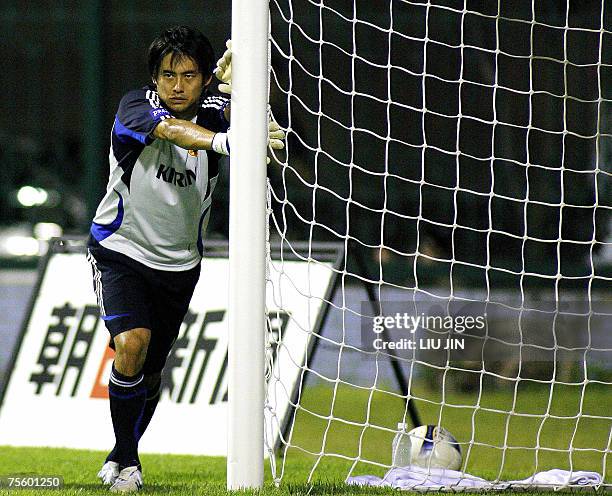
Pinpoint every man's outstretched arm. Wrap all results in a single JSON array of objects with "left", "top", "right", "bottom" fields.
[{"left": 153, "top": 118, "right": 230, "bottom": 155}]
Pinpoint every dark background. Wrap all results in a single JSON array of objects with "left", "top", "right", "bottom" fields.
[{"left": 1, "top": 0, "right": 610, "bottom": 291}]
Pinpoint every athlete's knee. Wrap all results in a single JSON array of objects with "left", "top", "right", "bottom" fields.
[{"left": 114, "top": 328, "right": 151, "bottom": 376}]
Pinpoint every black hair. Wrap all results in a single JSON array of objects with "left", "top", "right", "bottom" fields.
[{"left": 148, "top": 26, "right": 215, "bottom": 79}]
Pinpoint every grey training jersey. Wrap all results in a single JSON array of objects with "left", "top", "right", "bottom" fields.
[{"left": 90, "top": 85, "right": 230, "bottom": 271}]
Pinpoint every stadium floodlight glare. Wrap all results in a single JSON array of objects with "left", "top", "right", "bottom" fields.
[
  {"left": 33, "top": 222, "right": 63, "bottom": 241},
  {"left": 229, "top": 0, "right": 610, "bottom": 491},
  {"left": 3, "top": 235, "right": 39, "bottom": 257},
  {"left": 16, "top": 186, "right": 48, "bottom": 207}
]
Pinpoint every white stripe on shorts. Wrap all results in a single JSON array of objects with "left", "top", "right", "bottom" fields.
[{"left": 87, "top": 249, "right": 106, "bottom": 317}]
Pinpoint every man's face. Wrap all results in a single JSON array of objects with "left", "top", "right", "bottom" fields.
[{"left": 154, "top": 53, "right": 211, "bottom": 119}]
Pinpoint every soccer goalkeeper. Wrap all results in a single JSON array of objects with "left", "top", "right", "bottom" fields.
[{"left": 87, "top": 26, "right": 283, "bottom": 492}]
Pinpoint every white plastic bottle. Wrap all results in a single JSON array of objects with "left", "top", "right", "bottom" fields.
[{"left": 391, "top": 422, "right": 413, "bottom": 467}]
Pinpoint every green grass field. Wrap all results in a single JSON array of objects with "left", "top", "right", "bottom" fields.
[
  {"left": 1, "top": 380, "right": 609, "bottom": 495},
  {"left": 287, "top": 379, "right": 611, "bottom": 482}
]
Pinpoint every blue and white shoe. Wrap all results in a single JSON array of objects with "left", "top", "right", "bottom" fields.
[
  {"left": 109, "top": 466, "right": 143, "bottom": 493},
  {"left": 97, "top": 461, "right": 120, "bottom": 485}
]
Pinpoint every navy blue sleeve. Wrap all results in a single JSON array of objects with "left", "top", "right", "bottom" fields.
[
  {"left": 114, "top": 87, "right": 172, "bottom": 145},
  {"left": 197, "top": 95, "right": 230, "bottom": 133}
]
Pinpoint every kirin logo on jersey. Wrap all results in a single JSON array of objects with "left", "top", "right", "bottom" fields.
[
  {"left": 188, "top": 149, "right": 198, "bottom": 157},
  {"left": 157, "top": 164, "right": 196, "bottom": 187}
]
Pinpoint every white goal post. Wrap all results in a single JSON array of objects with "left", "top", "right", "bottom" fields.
[
  {"left": 227, "top": 0, "right": 269, "bottom": 489},
  {"left": 228, "top": 0, "right": 611, "bottom": 490}
]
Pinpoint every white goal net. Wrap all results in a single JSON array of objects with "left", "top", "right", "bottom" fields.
[{"left": 264, "top": 0, "right": 611, "bottom": 489}]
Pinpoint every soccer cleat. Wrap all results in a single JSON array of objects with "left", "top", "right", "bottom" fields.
[
  {"left": 98, "top": 461, "right": 120, "bottom": 485},
  {"left": 109, "top": 466, "right": 143, "bottom": 493}
]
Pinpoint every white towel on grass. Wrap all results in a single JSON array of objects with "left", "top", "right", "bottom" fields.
[{"left": 346, "top": 466, "right": 602, "bottom": 491}]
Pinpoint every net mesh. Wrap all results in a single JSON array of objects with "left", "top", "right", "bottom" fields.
[{"left": 264, "top": 0, "right": 611, "bottom": 487}]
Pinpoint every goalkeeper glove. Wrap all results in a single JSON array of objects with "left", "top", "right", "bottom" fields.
[
  {"left": 211, "top": 120, "right": 285, "bottom": 161},
  {"left": 211, "top": 131, "right": 231, "bottom": 156},
  {"left": 214, "top": 40, "right": 232, "bottom": 95},
  {"left": 267, "top": 119, "right": 285, "bottom": 164}
]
